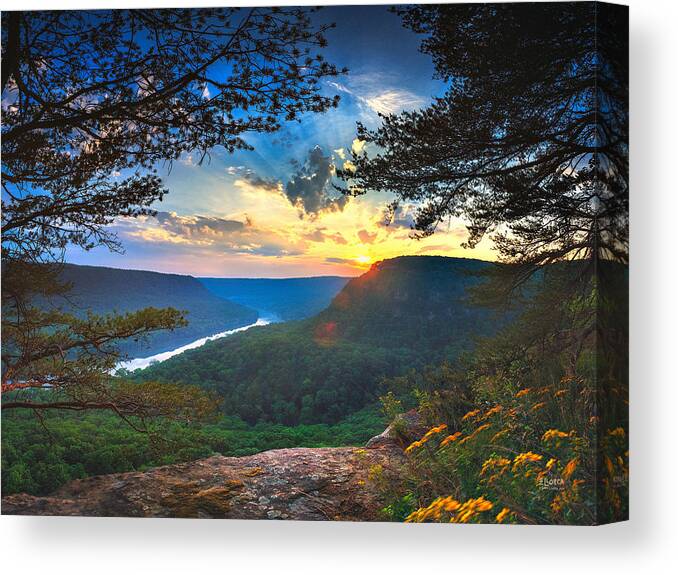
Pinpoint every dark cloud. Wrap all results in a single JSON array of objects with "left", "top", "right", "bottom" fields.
[
  {"left": 242, "top": 173, "right": 280, "bottom": 192},
  {"left": 154, "top": 211, "right": 246, "bottom": 237},
  {"left": 304, "top": 228, "right": 348, "bottom": 244},
  {"left": 325, "top": 257, "right": 353, "bottom": 264},
  {"left": 285, "top": 146, "right": 349, "bottom": 216},
  {"left": 226, "top": 166, "right": 280, "bottom": 193},
  {"left": 138, "top": 211, "right": 300, "bottom": 258}
]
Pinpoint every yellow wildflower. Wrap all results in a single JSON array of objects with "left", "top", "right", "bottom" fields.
[
  {"left": 405, "top": 496, "right": 461, "bottom": 523},
  {"left": 605, "top": 456, "right": 615, "bottom": 477},
  {"left": 608, "top": 427, "right": 626, "bottom": 438},
  {"left": 516, "top": 388, "right": 531, "bottom": 398},
  {"left": 551, "top": 493, "right": 564, "bottom": 514},
  {"left": 480, "top": 456, "right": 511, "bottom": 476},
  {"left": 495, "top": 507, "right": 511, "bottom": 523},
  {"left": 439, "top": 431, "right": 463, "bottom": 447},
  {"left": 406, "top": 496, "right": 494, "bottom": 524},
  {"left": 484, "top": 405, "right": 502, "bottom": 418},
  {"left": 513, "top": 451, "right": 543, "bottom": 470},
  {"left": 405, "top": 424, "right": 448, "bottom": 453},
  {"left": 421, "top": 423, "right": 448, "bottom": 440},
  {"left": 531, "top": 401, "right": 546, "bottom": 412},
  {"left": 404, "top": 440, "right": 422, "bottom": 454},
  {"left": 452, "top": 497, "right": 493, "bottom": 523},
  {"left": 542, "top": 429, "right": 570, "bottom": 442},
  {"left": 462, "top": 409, "right": 481, "bottom": 421},
  {"left": 562, "top": 457, "right": 579, "bottom": 479}
]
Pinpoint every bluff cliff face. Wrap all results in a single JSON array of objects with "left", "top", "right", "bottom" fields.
[{"left": 2, "top": 413, "right": 424, "bottom": 520}]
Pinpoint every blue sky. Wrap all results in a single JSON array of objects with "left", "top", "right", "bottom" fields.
[{"left": 66, "top": 6, "right": 494, "bottom": 278}]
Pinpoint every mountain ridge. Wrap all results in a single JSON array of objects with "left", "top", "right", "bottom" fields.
[
  {"left": 43, "top": 263, "right": 259, "bottom": 358},
  {"left": 199, "top": 275, "right": 351, "bottom": 321},
  {"left": 135, "top": 255, "right": 501, "bottom": 425}
]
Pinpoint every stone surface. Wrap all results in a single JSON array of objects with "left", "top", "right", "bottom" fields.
[
  {"left": 2, "top": 442, "right": 407, "bottom": 520},
  {"left": 366, "top": 409, "right": 426, "bottom": 448}
]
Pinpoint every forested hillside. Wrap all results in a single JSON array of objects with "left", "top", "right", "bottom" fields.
[
  {"left": 136, "top": 256, "right": 501, "bottom": 424},
  {"left": 44, "top": 264, "right": 259, "bottom": 358},
  {"left": 199, "top": 276, "right": 350, "bottom": 320}
]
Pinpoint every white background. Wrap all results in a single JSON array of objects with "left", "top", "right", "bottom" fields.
[{"left": 1, "top": 0, "right": 676, "bottom": 573}]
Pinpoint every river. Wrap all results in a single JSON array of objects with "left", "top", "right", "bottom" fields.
[{"left": 116, "top": 317, "right": 273, "bottom": 372}]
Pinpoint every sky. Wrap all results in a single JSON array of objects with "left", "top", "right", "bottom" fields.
[{"left": 66, "top": 5, "right": 497, "bottom": 278}]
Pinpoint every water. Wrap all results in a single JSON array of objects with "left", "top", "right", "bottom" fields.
[{"left": 115, "top": 317, "right": 273, "bottom": 372}]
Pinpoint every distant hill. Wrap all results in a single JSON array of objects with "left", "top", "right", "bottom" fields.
[
  {"left": 198, "top": 276, "right": 350, "bottom": 321},
  {"left": 43, "top": 264, "right": 258, "bottom": 358},
  {"left": 136, "top": 256, "right": 501, "bottom": 425},
  {"left": 313, "top": 256, "right": 494, "bottom": 350}
]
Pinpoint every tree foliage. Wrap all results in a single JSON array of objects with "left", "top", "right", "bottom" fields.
[
  {"left": 2, "top": 7, "right": 343, "bottom": 261},
  {"left": 1, "top": 7, "right": 343, "bottom": 420},
  {"left": 347, "top": 4, "right": 629, "bottom": 524},
  {"left": 2, "top": 406, "right": 386, "bottom": 496},
  {"left": 341, "top": 2, "right": 628, "bottom": 286}
]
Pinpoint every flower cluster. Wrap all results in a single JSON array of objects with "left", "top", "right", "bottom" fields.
[
  {"left": 405, "top": 496, "right": 494, "bottom": 524},
  {"left": 542, "top": 429, "right": 571, "bottom": 442},
  {"left": 404, "top": 423, "right": 447, "bottom": 454}
]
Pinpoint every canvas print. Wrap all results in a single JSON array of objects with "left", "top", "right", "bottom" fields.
[{"left": 1, "top": 2, "right": 628, "bottom": 524}]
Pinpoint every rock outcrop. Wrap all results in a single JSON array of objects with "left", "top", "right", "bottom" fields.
[{"left": 2, "top": 420, "right": 416, "bottom": 519}]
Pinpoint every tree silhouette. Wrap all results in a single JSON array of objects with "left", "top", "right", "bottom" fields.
[
  {"left": 2, "top": 7, "right": 343, "bottom": 262},
  {"left": 340, "top": 3, "right": 629, "bottom": 523},
  {"left": 1, "top": 7, "right": 344, "bottom": 419},
  {"left": 341, "top": 2, "right": 627, "bottom": 286}
]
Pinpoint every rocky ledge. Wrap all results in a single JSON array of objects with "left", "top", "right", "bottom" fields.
[{"left": 2, "top": 412, "right": 425, "bottom": 520}]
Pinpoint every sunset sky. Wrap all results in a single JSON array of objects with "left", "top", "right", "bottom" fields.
[{"left": 66, "top": 6, "right": 497, "bottom": 278}]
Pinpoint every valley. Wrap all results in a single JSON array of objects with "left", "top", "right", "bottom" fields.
[
  {"left": 3, "top": 255, "right": 496, "bottom": 497},
  {"left": 134, "top": 256, "right": 500, "bottom": 425}
]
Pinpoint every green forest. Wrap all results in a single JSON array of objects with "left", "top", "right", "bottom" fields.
[
  {"left": 2, "top": 404, "right": 386, "bottom": 496},
  {"left": 131, "top": 257, "right": 502, "bottom": 425}
]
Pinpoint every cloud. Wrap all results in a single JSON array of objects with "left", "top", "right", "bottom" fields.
[
  {"left": 364, "top": 90, "right": 426, "bottom": 116},
  {"left": 357, "top": 229, "right": 378, "bottom": 244},
  {"left": 284, "top": 146, "right": 349, "bottom": 216},
  {"left": 325, "top": 257, "right": 353, "bottom": 264},
  {"left": 241, "top": 173, "right": 280, "bottom": 193},
  {"left": 227, "top": 166, "right": 282, "bottom": 194},
  {"left": 328, "top": 76, "right": 427, "bottom": 118},
  {"left": 120, "top": 211, "right": 303, "bottom": 258},
  {"left": 327, "top": 81, "right": 353, "bottom": 95},
  {"left": 351, "top": 138, "right": 366, "bottom": 156},
  {"left": 377, "top": 204, "right": 417, "bottom": 230},
  {"left": 304, "top": 228, "right": 348, "bottom": 245},
  {"left": 154, "top": 211, "right": 246, "bottom": 238}
]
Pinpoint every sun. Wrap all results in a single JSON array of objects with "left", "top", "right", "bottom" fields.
[{"left": 354, "top": 254, "right": 372, "bottom": 265}]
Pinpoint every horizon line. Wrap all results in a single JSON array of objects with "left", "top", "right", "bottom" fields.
[{"left": 61, "top": 254, "right": 497, "bottom": 280}]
